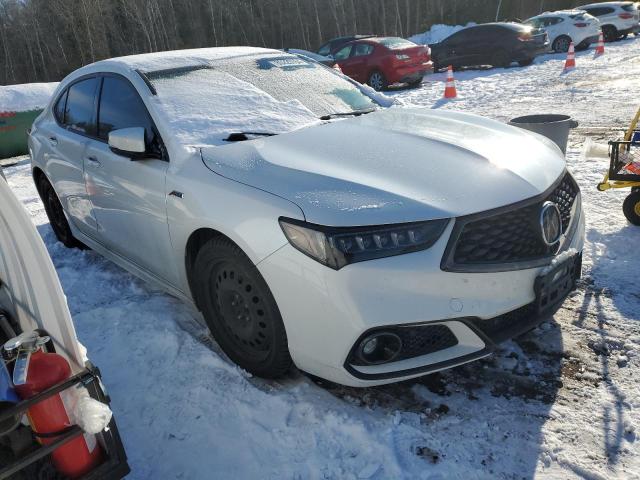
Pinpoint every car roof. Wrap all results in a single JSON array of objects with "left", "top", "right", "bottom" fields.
[
  {"left": 71, "top": 46, "right": 279, "bottom": 76},
  {"left": 580, "top": 1, "right": 632, "bottom": 7},
  {"left": 328, "top": 35, "right": 373, "bottom": 43},
  {"left": 465, "top": 22, "right": 528, "bottom": 31},
  {"left": 530, "top": 9, "right": 587, "bottom": 18}
]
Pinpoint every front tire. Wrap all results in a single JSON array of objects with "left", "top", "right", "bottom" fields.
[
  {"left": 518, "top": 58, "right": 534, "bottom": 67},
  {"left": 368, "top": 71, "right": 387, "bottom": 91},
  {"left": 37, "top": 176, "right": 84, "bottom": 249},
  {"left": 622, "top": 192, "right": 640, "bottom": 226},
  {"left": 192, "top": 237, "right": 292, "bottom": 378}
]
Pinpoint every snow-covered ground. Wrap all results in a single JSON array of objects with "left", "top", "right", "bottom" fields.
[{"left": 3, "top": 37, "right": 640, "bottom": 479}]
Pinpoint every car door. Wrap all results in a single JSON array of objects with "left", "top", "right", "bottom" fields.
[
  {"left": 543, "top": 17, "right": 564, "bottom": 43},
  {"left": 333, "top": 44, "right": 356, "bottom": 76},
  {"left": 346, "top": 43, "right": 375, "bottom": 83},
  {"left": 440, "top": 29, "right": 475, "bottom": 67},
  {"left": 83, "top": 74, "right": 178, "bottom": 285},
  {"left": 42, "top": 77, "right": 100, "bottom": 235}
]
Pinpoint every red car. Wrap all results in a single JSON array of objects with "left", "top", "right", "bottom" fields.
[{"left": 331, "top": 37, "right": 433, "bottom": 91}]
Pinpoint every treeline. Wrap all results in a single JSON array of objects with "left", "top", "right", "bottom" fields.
[{"left": 1, "top": 0, "right": 585, "bottom": 85}]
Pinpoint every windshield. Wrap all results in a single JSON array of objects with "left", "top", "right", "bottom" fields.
[{"left": 145, "top": 53, "right": 378, "bottom": 146}]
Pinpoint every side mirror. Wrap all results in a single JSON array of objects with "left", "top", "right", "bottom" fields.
[{"left": 108, "top": 127, "right": 147, "bottom": 159}]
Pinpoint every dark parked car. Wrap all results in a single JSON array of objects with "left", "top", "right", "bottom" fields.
[
  {"left": 430, "top": 23, "right": 549, "bottom": 71},
  {"left": 317, "top": 35, "right": 373, "bottom": 56},
  {"left": 332, "top": 37, "right": 433, "bottom": 90}
]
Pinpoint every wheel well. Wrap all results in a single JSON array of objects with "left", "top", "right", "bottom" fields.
[
  {"left": 184, "top": 228, "right": 235, "bottom": 309},
  {"left": 32, "top": 166, "right": 45, "bottom": 193}
]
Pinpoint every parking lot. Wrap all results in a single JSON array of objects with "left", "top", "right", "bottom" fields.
[{"left": 3, "top": 37, "right": 640, "bottom": 480}]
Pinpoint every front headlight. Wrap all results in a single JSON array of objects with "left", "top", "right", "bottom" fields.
[{"left": 279, "top": 217, "right": 449, "bottom": 270}]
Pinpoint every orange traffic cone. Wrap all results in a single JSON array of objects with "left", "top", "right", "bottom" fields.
[
  {"left": 594, "top": 31, "right": 605, "bottom": 56},
  {"left": 563, "top": 42, "right": 576, "bottom": 71},
  {"left": 444, "top": 65, "right": 457, "bottom": 99}
]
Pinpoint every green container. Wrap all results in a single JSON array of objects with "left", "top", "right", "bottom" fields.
[{"left": 0, "top": 110, "right": 42, "bottom": 159}]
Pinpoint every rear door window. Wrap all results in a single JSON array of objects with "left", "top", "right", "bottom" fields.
[
  {"left": 97, "top": 76, "right": 155, "bottom": 144},
  {"left": 64, "top": 77, "right": 98, "bottom": 135}
]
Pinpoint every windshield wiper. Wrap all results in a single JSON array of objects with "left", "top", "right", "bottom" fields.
[
  {"left": 224, "top": 132, "right": 278, "bottom": 142},
  {"left": 319, "top": 108, "right": 375, "bottom": 121}
]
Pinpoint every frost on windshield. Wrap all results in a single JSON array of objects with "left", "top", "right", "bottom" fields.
[
  {"left": 145, "top": 53, "right": 380, "bottom": 147},
  {"left": 148, "top": 67, "right": 319, "bottom": 147}
]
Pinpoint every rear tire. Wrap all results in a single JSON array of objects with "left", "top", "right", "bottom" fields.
[
  {"left": 37, "top": 176, "right": 84, "bottom": 249},
  {"left": 602, "top": 25, "right": 618, "bottom": 42},
  {"left": 518, "top": 58, "right": 534, "bottom": 67},
  {"left": 368, "top": 71, "right": 387, "bottom": 91},
  {"left": 192, "top": 237, "right": 292, "bottom": 378},
  {"left": 491, "top": 49, "right": 511, "bottom": 68},
  {"left": 552, "top": 35, "right": 572, "bottom": 53},
  {"left": 407, "top": 78, "right": 422, "bottom": 88},
  {"left": 622, "top": 192, "right": 640, "bottom": 226}
]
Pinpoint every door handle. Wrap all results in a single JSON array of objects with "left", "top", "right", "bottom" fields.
[
  {"left": 48, "top": 136, "right": 57, "bottom": 146},
  {"left": 86, "top": 156, "right": 101, "bottom": 167}
]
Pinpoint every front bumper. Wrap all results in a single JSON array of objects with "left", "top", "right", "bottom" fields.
[{"left": 259, "top": 203, "right": 585, "bottom": 387}]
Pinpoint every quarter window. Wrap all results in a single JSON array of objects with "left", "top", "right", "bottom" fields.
[
  {"left": 64, "top": 77, "right": 98, "bottom": 135},
  {"left": 97, "top": 76, "right": 154, "bottom": 143},
  {"left": 53, "top": 90, "right": 67, "bottom": 123}
]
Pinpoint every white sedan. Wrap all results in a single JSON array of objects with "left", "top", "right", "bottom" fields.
[
  {"left": 524, "top": 10, "right": 601, "bottom": 52},
  {"left": 29, "top": 47, "right": 584, "bottom": 387}
]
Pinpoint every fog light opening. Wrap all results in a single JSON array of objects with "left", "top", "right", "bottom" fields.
[{"left": 356, "top": 333, "right": 402, "bottom": 365}]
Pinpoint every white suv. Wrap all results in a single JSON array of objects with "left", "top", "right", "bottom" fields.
[
  {"left": 29, "top": 48, "right": 585, "bottom": 387},
  {"left": 524, "top": 10, "right": 601, "bottom": 52},
  {"left": 579, "top": 1, "right": 640, "bottom": 41}
]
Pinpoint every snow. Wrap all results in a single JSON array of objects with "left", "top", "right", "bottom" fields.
[
  {"left": 409, "top": 23, "right": 476, "bottom": 46},
  {"left": 148, "top": 67, "right": 320, "bottom": 147},
  {"left": 3, "top": 36, "right": 640, "bottom": 479},
  {"left": 0, "top": 83, "right": 58, "bottom": 112}
]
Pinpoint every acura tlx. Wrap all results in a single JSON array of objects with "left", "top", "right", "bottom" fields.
[{"left": 29, "top": 47, "right": 584, "bottom": 387}]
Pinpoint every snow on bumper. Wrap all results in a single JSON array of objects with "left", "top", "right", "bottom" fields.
[{"left": 259, "top": 206, "right": 585, "bottom": 387}]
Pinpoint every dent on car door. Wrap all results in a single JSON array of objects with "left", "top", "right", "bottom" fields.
[
  {"left": 45, "top": 77, "right": 99, "bottom": 235},
  {"left": 83, "top": 75, "right": 179, "bottom": 286}
]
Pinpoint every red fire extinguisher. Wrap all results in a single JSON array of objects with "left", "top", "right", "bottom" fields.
[{"left": 5, "top": 332, "right": 103, "bottom": 478}]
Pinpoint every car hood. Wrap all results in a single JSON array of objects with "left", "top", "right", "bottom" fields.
[{"left": 200, "top": 108, "right": 566, "bottom": 226}]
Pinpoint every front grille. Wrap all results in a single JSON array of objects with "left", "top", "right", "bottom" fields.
[
  {"left": 393, "top": 324, "right": 458, "bottom": 362},
  {"left": 447, "top": 173, "right": 579, "bottom": 268},
  {"left": 468, "top": 302, "right": 539, "bottom": 344}
]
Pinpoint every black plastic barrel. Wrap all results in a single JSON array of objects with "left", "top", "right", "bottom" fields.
[{"left": 509, "top": 114, "right": 578, "bottom": 154}]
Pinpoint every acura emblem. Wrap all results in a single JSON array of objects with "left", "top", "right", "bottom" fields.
[{"left": 540, "top": 202, "right": 562, "bottom": 246}]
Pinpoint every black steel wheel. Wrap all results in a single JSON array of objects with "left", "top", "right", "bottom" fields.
[
  {"left": 193, "top": 237, "right": 292, "bottom": 377},
  {"left": 622, "top": 191, "right": 640, "bottom": 226},
  {"left": 368, "top": 71, "right": 387, "bottom": 91},
  {"left": 37, "top": 176, "right": 84, "bottom": 248}
]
